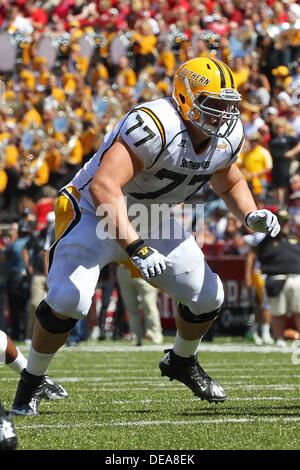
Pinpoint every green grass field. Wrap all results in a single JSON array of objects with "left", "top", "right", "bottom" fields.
[{"left": 1, "top": 338, "right": 300, "bottom": 450}]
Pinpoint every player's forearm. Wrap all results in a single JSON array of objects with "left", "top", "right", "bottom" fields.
[
  {"left": 219, "top": 178, "right": 257, "bottom": 225},
  {"left": 90, "top": 180, "right": 139, "bottom": 249}
]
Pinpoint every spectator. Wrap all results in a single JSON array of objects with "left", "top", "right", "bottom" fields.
[
  {"left": 97, "top": 263, "right": 117, "bottom": 341},
  {"left": 244, "top": 232, "right": 274, "bottom": 345},
  {"left": 289, "top": 191, "right": 300, "bottom": 236},
  {"left": 238, "top": 133, "right": 272, "bottom": 198},
  {"left": 269, "top": 118, "right": 298, "bottom": 206},
  {"left": 286, "top": 106, "right": 300, "bottom": 139},
  {"left": 289, "top": 173, "right": 300, "bottom": 198},
  {"left": 34, "top": 185, "right": 57, "bottom": 231},
  {"left": 22, "top": 221, "right": 48, "bottom": 344},
  {"left": 256, "top": 210, "right": 300, "bottom": 347},
  {"left": 117, "top": 264, "right": 163, "bottom": 346},
  {"left": 4, "top": 221, "right": 31, "bottom": 341},
  {"left": 243, "top": 104, "right": 265, "bottom": 139}
]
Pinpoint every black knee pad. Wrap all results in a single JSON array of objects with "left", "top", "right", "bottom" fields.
[
  {"left": 178, "top": 303, "right": 222, "bottom": 324},
  {"left": 36, "top": 300, "right": 78, "bottom": 334}
]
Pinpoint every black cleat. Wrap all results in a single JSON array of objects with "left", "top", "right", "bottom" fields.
[
  {"left": 0, "top": 402, "right": 18, "bottom": 449},
  {"left": 159, "top": 349, "right": 226, "bottom": 403},
  {"left": 42, "top": 376, "right": 68, "bottom": 400},
  {"left": 11, "top": 369, "right": 45, "bottom": 416}
]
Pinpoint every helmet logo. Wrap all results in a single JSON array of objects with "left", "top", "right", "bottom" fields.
[{"left": 178, "top": 67, "right": 211, "bottom": 87}]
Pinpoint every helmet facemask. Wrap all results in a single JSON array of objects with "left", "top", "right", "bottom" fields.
[{"left": 184, "top": 77, "right": 241, "bottom": 138}]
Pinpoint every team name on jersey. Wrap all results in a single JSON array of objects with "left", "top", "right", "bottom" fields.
[
  {"left": 180, "top": 158, "right": 210, "bottom": 170},
  {"left": 178, "top": 68, "right": 211, "bottom": 86}
]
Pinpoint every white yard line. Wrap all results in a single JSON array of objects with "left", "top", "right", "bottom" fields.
[
  {"left": 16, "top": 416, "right": 300, "bottom": 431},
  {"left": 1, "top": 375, "right": 299, "bottom": 391},
  {"left": 47, "top": 367, "right": 295, "bottom": 373},
  {"left": 54, "top": 396, "right": 300, "bottom": 405},
  {"left": 70, "top": 344, "right": 295, "bottom": 353},
  {"left": 18, "top": 371, "right": 300, "bottom": 379},
  {"left": 18, "top": 343, "right": 298, "bottom": 354},
  {"left": 111, "top": 396, "right": 300, "bottom": 403}
]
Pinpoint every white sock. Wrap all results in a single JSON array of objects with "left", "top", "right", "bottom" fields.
[
  {"left": 261, "top": 323, "right": 271, "bottom": 337},
  {"left": 0, "top": 330, "right": 8, "bottom": 363},
  {"left": 173, "top": 331, "right": 200, "bottom": 358},
  {"left": 8, "top": 348, "right": 27, "bottom": 374},
  {"left": 26, "top": 347, "right": 55, "bottom": 376}
]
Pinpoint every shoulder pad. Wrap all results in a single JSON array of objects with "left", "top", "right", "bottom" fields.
[{"left": 119, "top": 107, "right": 166, "bottom": 168}]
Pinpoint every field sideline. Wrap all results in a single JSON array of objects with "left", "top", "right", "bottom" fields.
[{"left": 1, "top": 338, "right": 300, "bottom": 450}]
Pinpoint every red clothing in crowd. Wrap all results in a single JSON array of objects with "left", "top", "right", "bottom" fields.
[
  {"left": 35, "top": 198, "right": 54, "bottom": 231},
  {"left": 0, "top": 0, "right": 8, "bottom": 27},
  {"left": 54, "top": 0, "right": 75, "bottom": 19},
  {"left": 31, "top": 8, "right": 48, "bottom": 27},
  {"left": 15, "top": 0, "right": 26, "bottom": 7}
]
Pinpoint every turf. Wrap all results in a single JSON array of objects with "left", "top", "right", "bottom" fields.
[{"left": 1, "top": 338, "right": 300, "bottom": 450}]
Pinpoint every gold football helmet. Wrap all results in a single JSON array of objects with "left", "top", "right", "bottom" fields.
[{"left": 172, "top": 57, "right": 241, "bottom": 138}]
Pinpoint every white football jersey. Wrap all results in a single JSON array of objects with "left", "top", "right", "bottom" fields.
[{"left": 70, "top": 97, "right": 244, "bottom": 212}]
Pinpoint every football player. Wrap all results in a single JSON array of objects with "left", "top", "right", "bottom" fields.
[
  {"left": 0, "top": 330, "right": 68, "bottom": 412},
  {"left": 11, "top": 57, "right": 280, "bottom": 415},
  {"left": 0, "top": 400, "right": 17, "bottom": 450}
]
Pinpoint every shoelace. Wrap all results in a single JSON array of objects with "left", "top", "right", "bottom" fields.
[
  {"left": 189, "top": 364, "right": 210, "bottom": 385},
  {"left": 195, "top": 363, "right": 212, "bottom": 381}
]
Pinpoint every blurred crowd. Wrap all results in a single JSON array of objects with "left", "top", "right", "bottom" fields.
[{"left": 0, "top": 0, "right": 300, "bottom": 344}]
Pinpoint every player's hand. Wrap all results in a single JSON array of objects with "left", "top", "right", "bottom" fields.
[
  {"left": 126, "top": 239, "right": 167, "bottom": 279},
  {"left": 245, "top": 210, "right": 280, "bottom": 238}
]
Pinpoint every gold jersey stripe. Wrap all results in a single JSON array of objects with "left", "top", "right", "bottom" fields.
[
  {"left": 54, "top": 191, "right": 77, "bottom": 241},
  {"left": 136, "top": 106, "right": 166, "bottom": 149},
  {"left": 48, "top": 187, "right": 81, "bottom": 272}
]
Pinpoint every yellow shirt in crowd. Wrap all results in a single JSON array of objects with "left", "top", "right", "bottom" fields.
[{"left": 238, "top": 144, "right": 272, "bottom": 194}]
